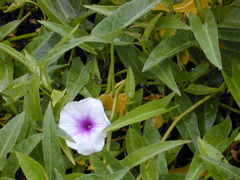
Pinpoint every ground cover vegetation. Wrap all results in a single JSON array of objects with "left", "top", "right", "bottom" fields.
[{"left": 0, "top": 0, "right": 240, "bottom": 179}]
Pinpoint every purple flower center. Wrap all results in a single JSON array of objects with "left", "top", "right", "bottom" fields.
[{"left": 76, "top": 115, "right": 95, "bottom": 134}]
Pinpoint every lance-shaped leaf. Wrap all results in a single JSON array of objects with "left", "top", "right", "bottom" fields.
[
  {"left": 222, "top": 63, "right": 240, "bottom": 107},
  {"left": 184, "top": 84, "right": 221, "bottom": 95},
  {"left": 189, "top": 8, "right": 222, "bottom": 69},
  {"left": 84, "top": 5, "right": 118, "bottom": 16},
  {"left": 0, "top": 43, "right": 39, "bottom": 75},
  {"left": 143, "top": 31, "right": 196, "bottom": 71},
  {"left": 0, "top": 112, "right": 25, "bottom": 161},
  {"left": 200, "top": 156, "right": 240, "bottom": 180},
  {"left": 16, "top": 152, "right": 48, "bottom": 180},
  {"left": 1, "top": 134, "right": 42, "bottom": 177},
  {"left": 0, "top": 20, "right": 21, "bottom": 40},
  {"left": 105, "top": 93, "right": 176, "bottom": 132},
  {"left": 92, "top": 0, "right": 162, "bottom": 39},
  {"left": 121, "top": 140, "right": 190, "bottom": 168},
  {"left": 42, "top": 104, "right": 64, "bottom": 179}
]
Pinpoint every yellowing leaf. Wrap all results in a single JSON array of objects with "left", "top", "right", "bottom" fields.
[
  {"left": 169, "top": 164, "right": 190, "bottom": 174},
  {"left": 153, "top": 0, "right": 211, "bottom": 13},
  {"left": 116, "top": 93, "right": 127, "bottom": 116},
  {"left": 152, "top": 115, "right": 165, "bottom": 128},
  {"left": 51, "top": 89, "right": 66, "bottom": 107},
  {"left": 181, "top": 50, "right": 191, "bottom": 65},
  {"left": 143, "top": 94, "right": 166, "bottom": 101},
  {"left": 99, "top": 93, "right": 127, "bottom": 116},
  {"left": 87, "top": 165, "right": 94, "bottom": 171},
  {"left": 98, "top": 94, "right": 113, "bottom": 111}
]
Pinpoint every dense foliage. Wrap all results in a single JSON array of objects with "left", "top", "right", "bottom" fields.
[{"left": 0, "top": 0, "right": 240, "bottom": 179}]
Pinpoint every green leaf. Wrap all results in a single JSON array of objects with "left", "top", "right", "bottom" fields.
[
  {"left": 102, "top": 149, "right": 134, "bottom": 180},
  {"left": 1, "top": 75, "right": 30, "bottom": 105},
  {"left": 186, "top": 119, "right": 237, "bottom": 180},
  {"left": 24, "top": 32, "right": 60, "bottom": 60},
  {"left": 55, "top": 168, "right": 64, "bottom": 180},
  {"left": 184, "top": 84, "right": 220, "bottom": 95},
  {"left": 90, "top": 155, "right": 111, "bottom": 175},
  {"left": 86, "top": 59, "right": 101, "bottom": 98},
  {"left": 54, "top": 58, "right": 90, "bottom": 119},
  {"left": 125, "top": 67, "right": 135, "bottom": 99},
  {"left": 235, "top": 132, "right": 240, "bottom": 141},
  {"left": 157, "top": 14, "right": 190, "bottom": 30},
  {"left": 0, "top": 112, "right": 25, "bottom": 163},
  {"left": 60, "top": 139, "right": 75, "bottom": 165},
  {"left": 197, "top": 97, "right": 219, "bottom": 134},
  {"left": 0, "top": 51, "right": 13, "bottom": 92},
  {"left": 203, "top": 117, "right": 232, "bottom": 151},
  {"left": 16, "top": 152, "right": 48, "bottom": 180},
  {"left": 1, "top": 134, "right": 42, "bottom": 177},
  {"left": 56, "top": 126, "right": 75, "bottom": 142},
  {"left": 198, "top": 138, "right": 228, "bottom": 180},
  {"left": 140, "top": 159, "right": 159, "bottom": 180},
  {"left": 38, "top": 35, "right": 92, "bottom": 66},
  {"left": 37, "top": 0, "right": 68, "bottom": 24},
  {"left": 105, "top": 93, "right": 176, "bottom": 132},
  {"left": 42, "top": 104, "right": 65, "bottom": 179},
  {"left": 174, "top": 93, "right": 200, "bottom": 152},
  {"left": 65, "top": 173, "right": 84, "bottom": 180},
  {"left": 189, "top": 64, "right": 209, "bottom": 82},
  {"left": 121, "top": 140, "right": 189, "bottom": 168},
  {"left": 141, "top": 13, "right": 162, "bottom": 41},
  {"left": 218, "top": 28, "right": 240, "bottom": 42},
  {"left": 26, "top": 75, "right": 43, "bottom": 123},
  {"left": 0, "top": 20, "right": 21, "bottom": 39},
  {"left": 116, "top": 45, "right": 146, "bottom": 82},
  {"left": 38, "top": 21, "right": 97, "bottom": 55},
  {"left": 185, "top": 153, "right": 205, "bottom": 180},
  {"left": 222, "top": 63, "right": 240, "bottom": 107},
  {"left": 213, "top": 6, "right": 240, "bottom": 28},
  {"left": 51, "top": 0, "right": 77, "bottom": 20},
  {"left": 200, "top": 156, "right": 240, "bottom": 180},
  {"left": 77, "top": 168, "right": 129, "bottom": 180},
  {"left": 189, "top": 8, "right": 222, "bottom": 69},
  {"left": 149, "top": 61, "right": 181, "bottom": 95},
  {"left": 0, "top": 43, "right": 39, "bottom": 75},
  {"left": 125, "top": 128, "right": 146, "bottom": 154},
  {"left": 92, "top": 0, "right": 163, "bottom": 39},
  {"left": 83, "top": 5, "right": 118, "bottom": 16},
  {"left": 160, "top": 172, "right": 186, "bottom": 180},
  {"left": 142, "top": 31, "right": 195, "bottom": 71}
]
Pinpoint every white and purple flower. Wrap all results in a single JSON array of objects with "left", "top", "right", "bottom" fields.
[{"left": 59, "top": 98, "right": 110, "bottom": 156}]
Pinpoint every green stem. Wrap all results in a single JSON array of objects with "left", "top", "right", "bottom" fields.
[
  {"left": 220, "top": 103, "right": 240, "bottom": 115},
  {"left": 106, "top": 94, "right": 118, "bottom": 151},
  {"left": 161, "top": 83, "right": 225, "bottom": 142},
  {"left": 106, "top": 81, "right": 125, "bottom": 151},
  {"left": 162, "top": 97, "right": 212, "bottom": 143},
  {"left": 106, "top": 43, "right": 116, "bottom": 151},
  {"left": 115, "top": 69, "right": 127, "bottom": 76},
  {"left": 106, "top": 44, "right": 115, "bottom": 94},
  {"left": 8, "top": 32, "right": 38, "bottom": 42},
  {"left": 161, "top": 94, "right": 215, "bottom": 142}
]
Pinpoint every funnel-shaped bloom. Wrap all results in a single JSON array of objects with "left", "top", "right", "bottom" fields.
[{"left": 59, "top": 98, "right": 110, "bottom": 156}]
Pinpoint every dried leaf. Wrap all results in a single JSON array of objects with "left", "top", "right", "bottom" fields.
[
  {"left": 99, "top": 93, "right": 127, "bottom": 116},
  {"left": 169, "top": 164, "right": 190, "bottom": 174},
  {"left": 153, "top": 0, "right": 211, "bottom": 13}
]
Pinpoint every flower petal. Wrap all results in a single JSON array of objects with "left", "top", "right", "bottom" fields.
[{"left": 59, "top": 97, "right": 111, "bottom": 156}]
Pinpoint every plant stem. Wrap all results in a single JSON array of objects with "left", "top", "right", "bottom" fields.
[
  {"left": 8, "top": 32, "right": 38, "bottom": 42},
  {"left": 161, "top": 94, "right": 214, "bottom": 142},
  {"left": 106, "top": 44, "right": 115, "bottom": 94},
  {"left": 106, "top": 43, "right": 117, "bottom": 151},
  {"left": 220, "top": 103, "right": 240, "bottom": 115},
  {"left": 161, "top": 83, "right": 225, "bottom": 142}
]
